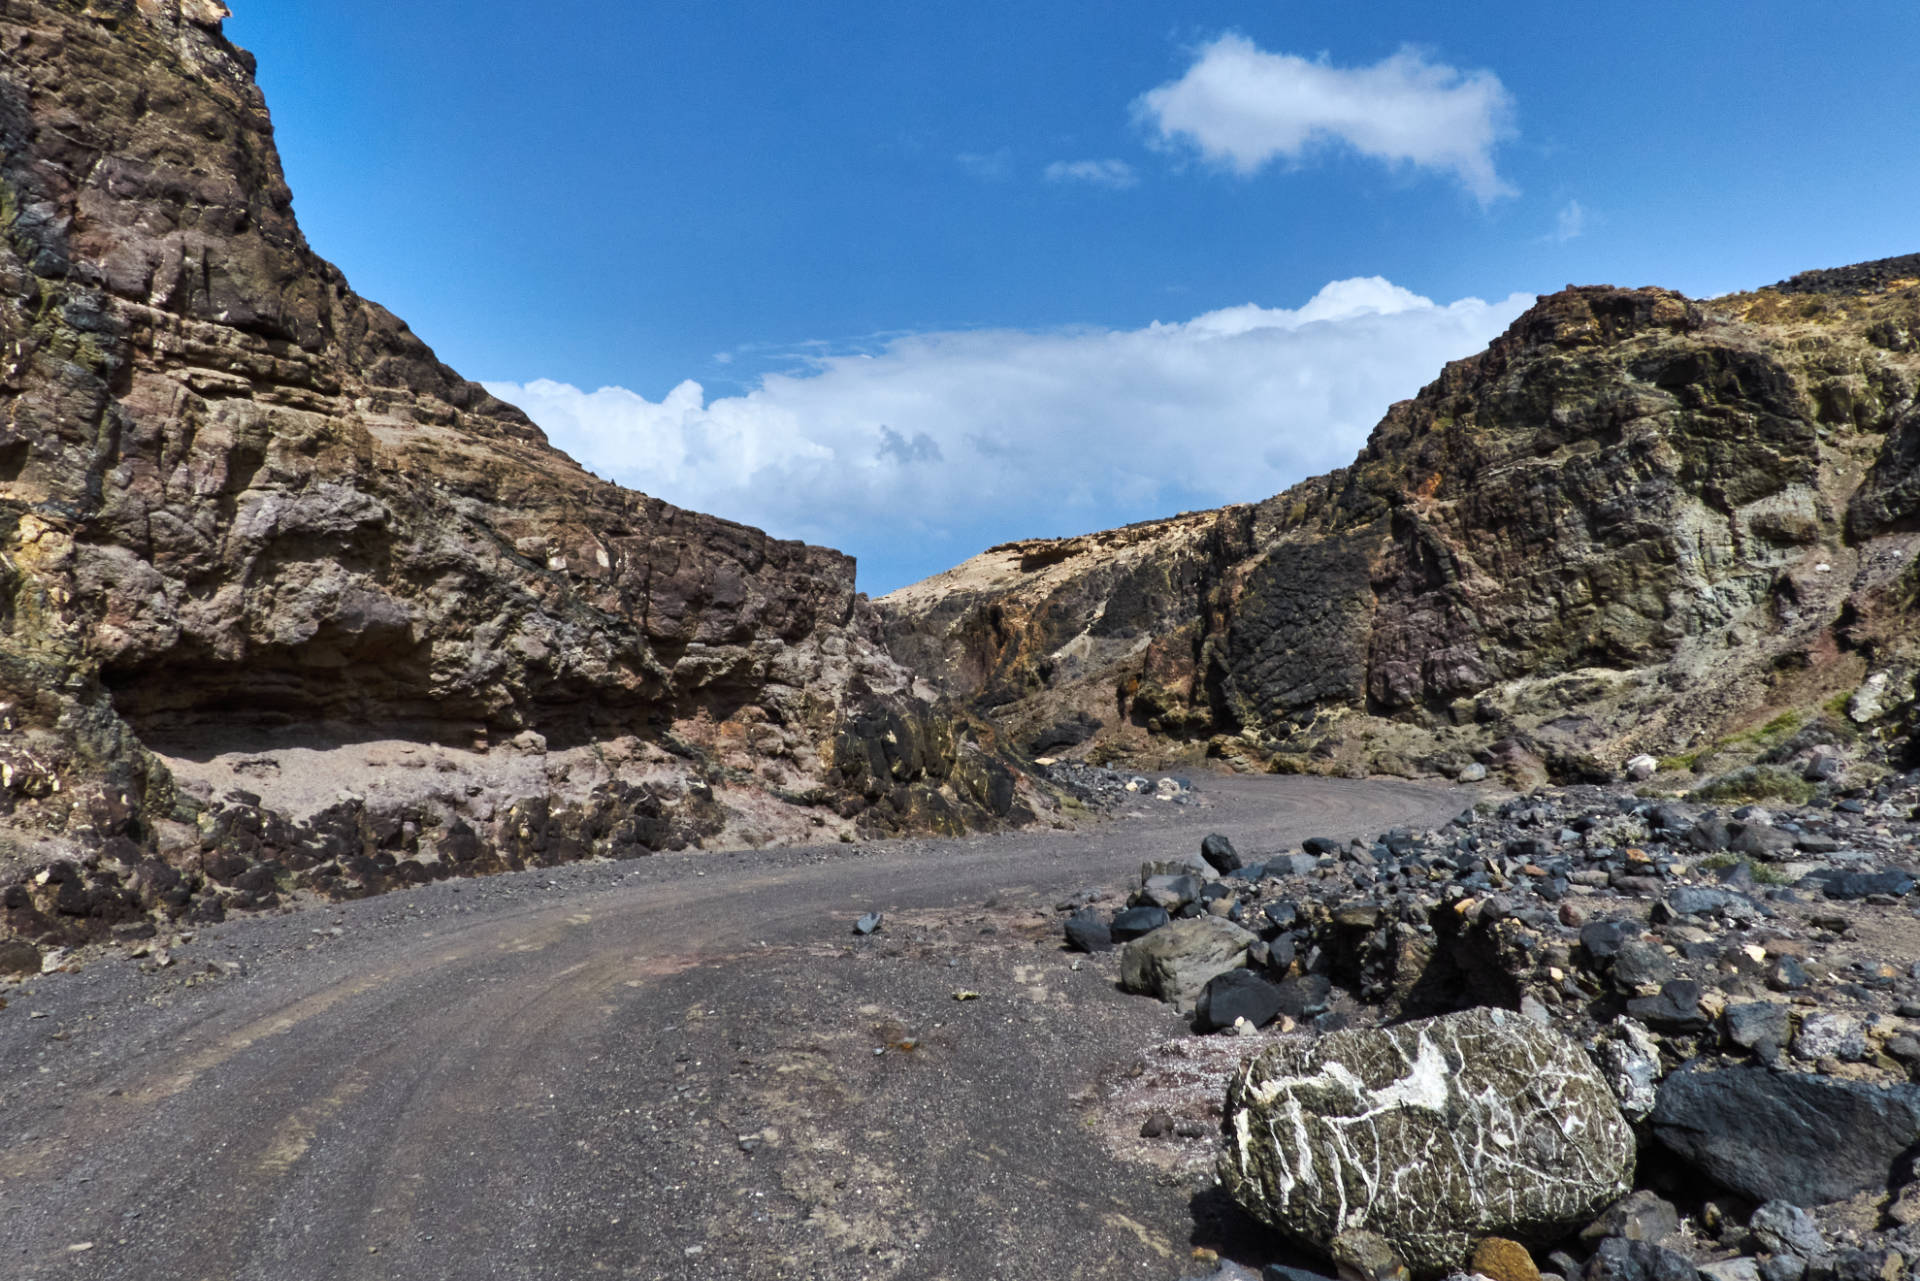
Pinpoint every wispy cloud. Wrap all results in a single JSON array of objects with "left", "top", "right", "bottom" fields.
[
  {"left": 956, "top": 149, "right": 1013, "bottom": 181},
  {"left": 1135, "top": 34, "right": 1517, "bottom": 203},
  {"left": 1043, "top": 158, "right": 1139, "bottom": 189},
  {"left": 486, "top": 277, "right": 1532, "bottom": 592},
  {"left": 1554, "top": 199, "right": 1586, "bottom": 242}
]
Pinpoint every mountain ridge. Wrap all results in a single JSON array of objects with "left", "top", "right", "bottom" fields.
[{"left": 878, "top": 265, "right": 1920, "bottom": 787}]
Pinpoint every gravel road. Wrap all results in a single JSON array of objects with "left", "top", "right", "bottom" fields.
[{"left": 0, "top": 774, "right": 1463, "bottom": 1280}]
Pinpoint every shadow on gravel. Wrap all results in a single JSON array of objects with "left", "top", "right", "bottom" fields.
[{"left": 1190, "top": 1182, "right": 1330, "bottom": 1273}]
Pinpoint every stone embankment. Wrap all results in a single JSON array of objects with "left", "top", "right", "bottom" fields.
[{"left": 1060, "top": 763, "right": 1920, "bottom": 1281}]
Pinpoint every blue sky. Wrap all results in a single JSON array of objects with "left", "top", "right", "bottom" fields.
[{"left": 226, "top": 2, "right": 1920, "bottom": 593}]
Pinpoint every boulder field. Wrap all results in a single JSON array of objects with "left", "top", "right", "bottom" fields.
[{"left": 1056, "top": 764, "right": 1920, "bottom": 1281}]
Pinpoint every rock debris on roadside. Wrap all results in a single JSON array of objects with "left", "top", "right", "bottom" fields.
[{"left": 1067, "top": 771, "right": 1920, "bottom": 1281}]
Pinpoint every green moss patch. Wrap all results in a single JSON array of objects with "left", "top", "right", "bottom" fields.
[{"left": 1687, "top": 765, "right": 1816, "bottom": 806}]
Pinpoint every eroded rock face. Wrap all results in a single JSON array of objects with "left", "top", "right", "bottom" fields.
[
  {"left": 1221, "top": 1006, "right": 1635, "bottom": 1276},
  {"left": 878, "top": 507, "right": 1257, "bottom": 732},
  {"left": 0, "top": 0, "right": 1026, "bottom": 930},
  {"left": 879, "top": 269, "right": 1920, "bottom": 782}
]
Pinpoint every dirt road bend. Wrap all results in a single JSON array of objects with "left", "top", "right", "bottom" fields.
[{"left": 0, "top": 775, "right": 1461, "bottom": 1280}]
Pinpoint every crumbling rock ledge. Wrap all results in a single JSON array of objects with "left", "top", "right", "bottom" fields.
[
  {"left": 0, "top": 0, "right": 1031, "bottom": 946},
  {"left": 880, "top": 263, "right": 1920, "bottom": 790}
]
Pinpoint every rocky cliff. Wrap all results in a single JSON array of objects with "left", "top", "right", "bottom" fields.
[
  {"left": 880, "top": 263, "right": 1920, "bottom": 788},
  {"left": 0, "top": 0, "right": 1026, "bottom": 946}
]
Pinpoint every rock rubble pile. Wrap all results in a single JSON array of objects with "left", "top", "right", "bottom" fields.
[
  {"left": 1063, "top": 772, "right": 1920, "bottom": 1281},
  {"left": 1041, "top": 761, "right": 1198, "bottom": 808}
]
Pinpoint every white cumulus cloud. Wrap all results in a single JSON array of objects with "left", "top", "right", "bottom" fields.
[
  {"left": 485, "top": 277, "right": 1533, "bottom": 593},
  {"left": 1136, "top": 34, "right": 1517, "bottom": 203},
  {"left": 1043, "top": 158, "right": 1139, "bottom": 188}
]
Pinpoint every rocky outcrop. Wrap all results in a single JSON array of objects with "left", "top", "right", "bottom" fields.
[
  {"left": 879, "top": 507, "right": 1258, "bottom": 719},
  {"left": 879, "top": 265, "right": 1920, "bottom": 785},
  {"left": 0, "top": 0, "right": 1027, "bottom": 941}
]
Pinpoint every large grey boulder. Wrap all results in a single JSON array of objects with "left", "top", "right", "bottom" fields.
[
  {"left": 1649, "top": 1063, "right": 1920, "bottom": 1205},
  {"left": 1118, "top": 916, "right": 1254, "bottom": 1011},
  {"left": 1141, "top": 873, "right": 1202, "bottom": 910},
  {"left": 1221, "top": 1006, "right": 1635, "bottom": 1275},
  {"left": 1747, "top": 1201, "right": 1827, "bottom": 1260}
]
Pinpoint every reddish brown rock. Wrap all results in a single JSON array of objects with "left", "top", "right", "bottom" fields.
[{"left": 0, "top": 0, "right": 1026, "bottom": 939}]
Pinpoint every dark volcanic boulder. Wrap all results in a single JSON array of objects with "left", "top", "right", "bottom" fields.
[
  {"left": 1649, "top": 1063, "right": 1920, "bottom": 1205},
  {"left": 1626, "top": 981, "right": 1713, "bottom": 1034},
  {"left": 1729, "top": 822, "right": 1797, "bottom": 860},
  {"left": 1063, "top": 909, "right": 1113, "bottom": 952},
  {"left": 1221, "top": 1006, "right": 1635, "bottom": 1274},
  {"left": 1579, "top": 1190, "right": 1681, "bottom": 1247},
  {"left": 1581, "top": 919, "right": 1640, "bottom": 962},
  {"left": 1201, "top": 833, "right": 1244, "bottom": 874},
  {"left": 1196, "top": 969, "right": 1285, "bottom": 1032},
  {"left": 1797, "top": 868, "right": 1915, "bottom": 900},
  {"left": 1584, "top": 1237, "right": 1700, "bottom": 1281},
  {"left": 1611, "top": 939, "right": 1677, "bottom": 992},
  {"left": 1723, "top": 1003, "right": 1794, "bottom": 1061},
  {"left": 1656, "top": 887, "right": 1768, "bottom": 923},
  {"left": 1747, "top": 1201, "right": 1827, "bottom": 1260},
  {"left": 1110, "top": 905, "right": 1171, "bottom": 942}
]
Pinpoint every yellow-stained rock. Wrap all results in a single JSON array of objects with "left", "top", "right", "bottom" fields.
[{"left": 1471, "top": 1237, "right": 1543, "bottom": 1281}]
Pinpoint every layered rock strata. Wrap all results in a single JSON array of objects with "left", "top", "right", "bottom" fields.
[
  {"left": 880, "top": 266, "right": 1920, "bottom": 786},
  {"left": 0, "top": 0, "right": 1025, "bottom": 945}
]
